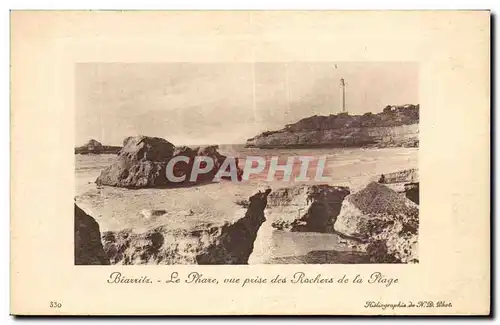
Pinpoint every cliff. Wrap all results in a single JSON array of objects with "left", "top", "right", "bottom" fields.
[{"left": 246, "top": 104, "right": 419, "bottom": 149}]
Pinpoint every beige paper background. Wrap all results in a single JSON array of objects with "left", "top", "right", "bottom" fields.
[{"left": 10, "top": 11, "right": 490, "bottom": 315}]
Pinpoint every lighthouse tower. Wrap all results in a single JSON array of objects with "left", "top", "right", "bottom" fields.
[{"left": 339, "top": 77, "right": 347, "bottom": 113}]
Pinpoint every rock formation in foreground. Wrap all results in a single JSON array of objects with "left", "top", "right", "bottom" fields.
[
  {"left": 245, "top": 104, "right": 419, "bottom": 149},
  {"left": 75, "top": 139, "right": 121, "bottom": 155},
  {"left": 75, "top": 204, "right": 110, "bottom": 265},
  {"left": 334, "top": 182, "right": 419, "bottom": 263},
  {"left": 101, "top": 189, "right": 271, "bottom": 265},
  {"left": 96, "top": 135, "right": 243, "bottom": 188},
  {"left": 268, "top": 184, "right": 350, "bottom": 233}
]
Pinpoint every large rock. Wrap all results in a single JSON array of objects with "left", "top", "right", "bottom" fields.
[
  {"left": 101, "top": 189, "right": 271, "bottom": 265},
  {"left": 96, "top": 157, "right": 168, "bottom": 188},
  {"left": 119, "top": 136, "right": 175, "bottom": 161},
  {"left": 75, "top": 204, "right": 110, "bottom": 265},
  {"left": 84, "top": 139, "right": 103, "bottom": 151},
  {"left": 376, "top": 169, "right": 419, "bottom": 204},
  {"left": 191, "top": 145, "right": 243, "bottom": 182},
  {"left": 378, "top": 168, "right": 419, "bottom": 184},
  {"left": 96, "top": 136, "right": 242, "bottom": 188},
  {"left": 245, "top": 105, "right": 419, "bottom": 149},
  {"left": 334, "top": 182, "right": 419, "bottom": 263},
  {"left": 268, "top": 184, "right": 350, "bottom": 233}
]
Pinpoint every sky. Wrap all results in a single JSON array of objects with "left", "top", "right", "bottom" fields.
[{"left": 76, "top": 62, "right": 418, "bottom": 146}]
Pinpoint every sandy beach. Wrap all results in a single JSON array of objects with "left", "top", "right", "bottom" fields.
[{"left": 75, "top": 146, "right": 418, "bottom": 264}]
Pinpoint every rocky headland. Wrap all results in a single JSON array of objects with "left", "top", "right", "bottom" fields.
[
  {"left": 75, "top": 139, "right": 121, "bottom": 155},
  {"left": 95, "top": 135, "right": 243, "bottom": 188},
  {"left": 246, "top": 104, "right": 419, "bottom": 149}
]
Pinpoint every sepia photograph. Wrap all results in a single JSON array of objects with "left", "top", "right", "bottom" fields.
[
  {"left": 11, "top": 10, "right": 490, "bottom": 316},
  {"left": 74, "top": 62, "right": 419, "bottom": 265}
]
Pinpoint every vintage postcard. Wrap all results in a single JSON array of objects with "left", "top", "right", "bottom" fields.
[{"left": 10, "top": 11, "right": 490, "bottom": 315}]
